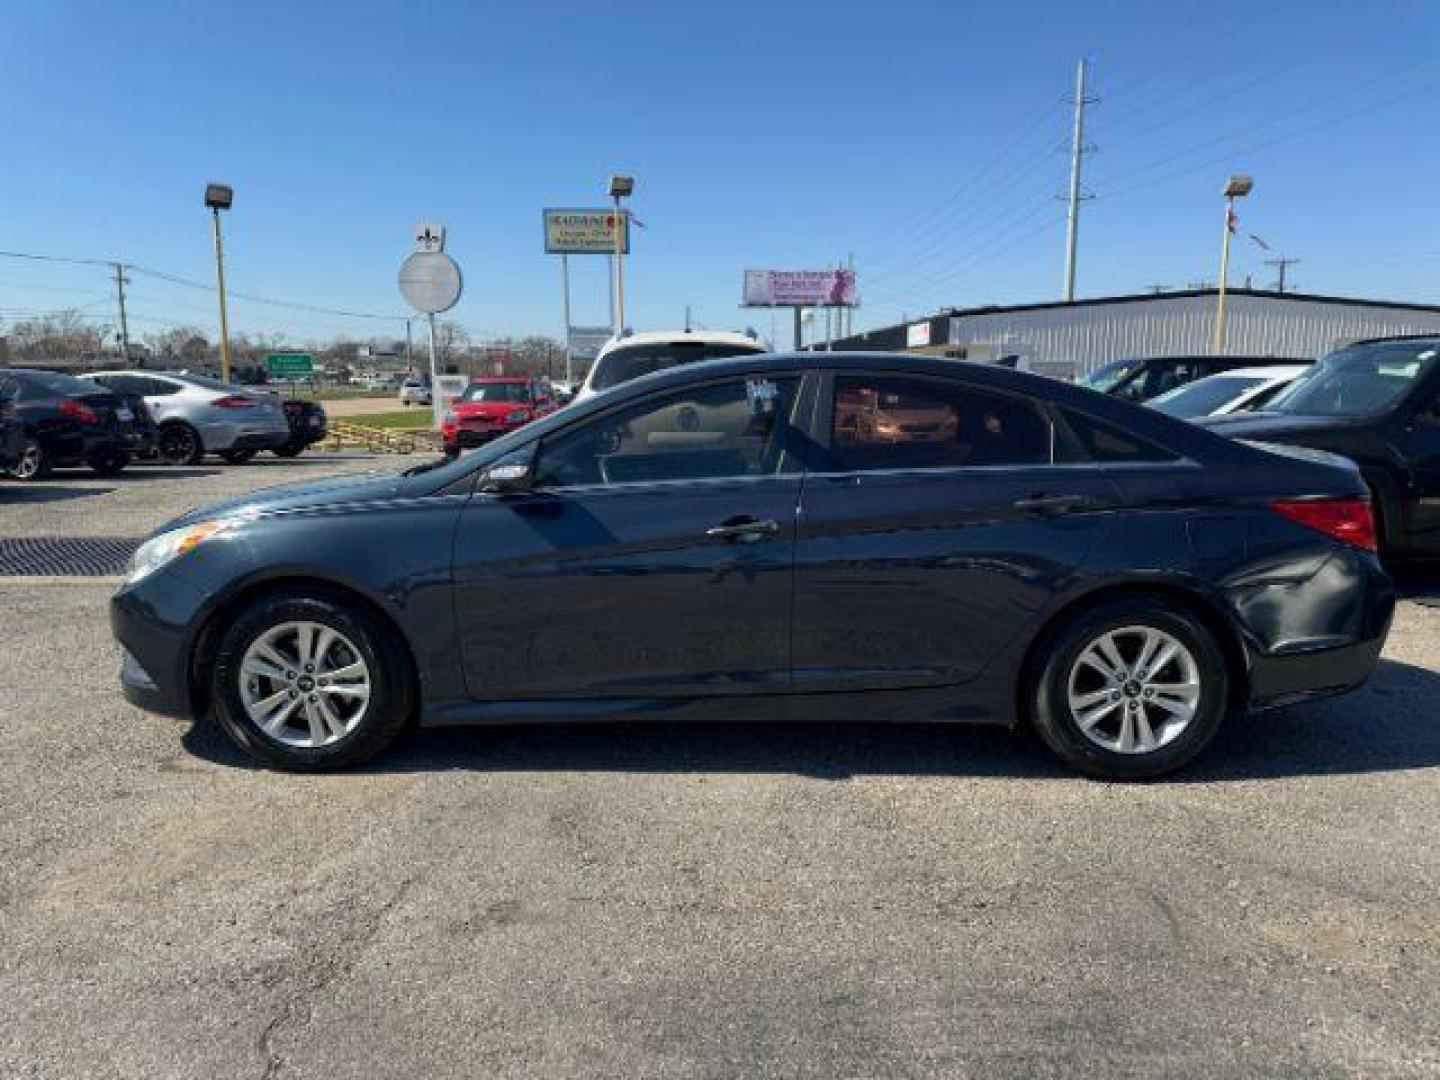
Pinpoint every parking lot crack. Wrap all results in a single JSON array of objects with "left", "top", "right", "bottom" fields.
[{"left": 255, "top": 873, "right": 417, "bottom": 1080}]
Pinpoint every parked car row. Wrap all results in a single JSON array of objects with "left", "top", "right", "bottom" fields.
[{"left": 0, "top": 367, "right": 329, "bottom": 478}]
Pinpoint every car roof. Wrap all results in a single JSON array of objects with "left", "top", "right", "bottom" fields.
[
  {"left": 1201, "top": 364, "right": 1310, "bottom": 380},
  {"left": 596, "top": 329, "right": 766, "bottom": 359}
]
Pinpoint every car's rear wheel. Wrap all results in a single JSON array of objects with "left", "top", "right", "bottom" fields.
[
  {"left": 219, "top": 449, "right": 256, "bottom": 465},
  {"left": 157, "top": 423, "right": 203, "bottom": 466},
  {"left": 8, "top": 436, "right": 49, "bottom": 480},
  {"left": 1030, "top": 598, "right": 1229, "bottom": 779},
  {"left": 88, "top": 448, "right": 130, "bottom": 476},
  {"left": 210, "top": 593, "right": 414, "bottom": 770}
]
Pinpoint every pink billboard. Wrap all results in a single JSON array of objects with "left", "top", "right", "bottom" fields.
[{"left": 743, "top": 268, "right": 857, "bottom": 307}]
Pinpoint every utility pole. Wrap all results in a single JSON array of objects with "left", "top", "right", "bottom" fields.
[
  {"left": 1062, "top": 59, "right": 1096, "bottom": 302},
  {"left": 112, "top": 262, "right": 131, "bottom": 366},
  {"left": 1265, "top": 257, "right": 1299, "bottom": 293}
]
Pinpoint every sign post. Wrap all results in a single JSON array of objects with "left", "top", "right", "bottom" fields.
[{"left": 398, "top": 222, "right": 463, "bottom": 431}]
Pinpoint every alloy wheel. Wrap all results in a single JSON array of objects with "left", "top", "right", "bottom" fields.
[
  {"left": 1065, "top": 625, "right": 1201, "bottom": 755},
  {"left": 13, "top": 439, "right": 43, "bottom": 480},
  {"left": 159, "top": 427, "right": 199, "bottom": 465},
  {"left": 238, "top": 621, "right": 372, "bottom": 748}
]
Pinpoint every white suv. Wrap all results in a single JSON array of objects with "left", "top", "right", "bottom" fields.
[
  {"left": 577, "top": 330, "right": 768, "bottom": 401},
  {"left": 399, "top": 377, "right": 432, "bottom": 406}
]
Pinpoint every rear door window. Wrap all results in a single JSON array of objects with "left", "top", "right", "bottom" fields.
[{"left": 828, "top": 375, "right": 1051, "bottom": 472}]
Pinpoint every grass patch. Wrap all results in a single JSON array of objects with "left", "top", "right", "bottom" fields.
[{"left": 344, "top": 410, "right": 435, "bottom": 430}]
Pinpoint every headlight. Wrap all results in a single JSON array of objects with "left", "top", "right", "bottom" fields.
[
  {"left": 127, "top": 519, "right": 237, "bottom": 584},
  {"left": 505, "top": 409, "right": 528, "bottom": 423}
]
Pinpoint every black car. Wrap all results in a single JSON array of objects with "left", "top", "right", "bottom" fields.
[
  {"left": 1081, "top": 354, "right": 1307, "bottom": 403},
  {"left": 0, "top": 368, "right": 140, "bottom": 479},
  {"left": 276, "top": 398, "right": 327, "bottom": 457},
  {"left": 111, "top": 353, "right": 1393, "bottom": 779},
  {"left": 0, "top": 385, "right": 25, "bottom": 471},
  {"left": 1199, "top": 335, "right": 1440, "bottom": 561}
]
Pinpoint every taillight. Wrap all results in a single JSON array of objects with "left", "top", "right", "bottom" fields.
[
  {"left": 1271, "top": 497, "right": 1377, "bottom": 552},
  {"left": 213, "top": 395, "right": 256, "bottom": 409},
  {"left": 59, "top": 398, "right": 100, "bottom": 425}
]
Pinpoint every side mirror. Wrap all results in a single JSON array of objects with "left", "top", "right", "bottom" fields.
[
  {"left": 479, "top": 444, "right": 537, "bottom": 494},
  {"left": 480, "top": 459, "right": 534, "bottom": 494}
]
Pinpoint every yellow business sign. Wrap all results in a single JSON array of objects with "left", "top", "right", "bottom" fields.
[{"left": 543, "top": 208, "right": 630, "bottom": 255}]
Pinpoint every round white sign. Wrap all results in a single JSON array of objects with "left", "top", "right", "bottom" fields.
[{"left": 398, "top": 251, "right": 463, "bottom": 314}]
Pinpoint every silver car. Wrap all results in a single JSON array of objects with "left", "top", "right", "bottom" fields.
[{"left": 80, "top": 370, "right": 290, "bottom": 465}]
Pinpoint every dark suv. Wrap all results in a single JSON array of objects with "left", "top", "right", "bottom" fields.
[
  {"left": 1199, "top": 335, "right": 1440, "bottom": 561},
  {"left": 1081, "top": 355, "right": 1306, "bottom": 403}
]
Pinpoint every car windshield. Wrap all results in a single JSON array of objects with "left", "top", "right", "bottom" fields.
[
  {"left": 461, "top": 382, "right": 529, "bottom": 403},
  {"left": 1267, "top": 342, "right": 1439, "bottom": 417},
  {"left": 1079, "top": 358, "right": 1140, "bottom": 392},
  {"left": 1149, "top": 375, "right": 1269, "bottom": 418},
  {"left": 591, "top": 342, "right": 763, "bottom": 391}
]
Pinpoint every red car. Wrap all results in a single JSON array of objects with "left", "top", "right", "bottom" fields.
[{"left": 442, "top": 376, "right": 558, "bottom": 455}]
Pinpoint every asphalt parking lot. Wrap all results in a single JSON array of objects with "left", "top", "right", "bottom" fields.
[{"left": 2, "top": 456, "right": 1439, "bottom": 1078}]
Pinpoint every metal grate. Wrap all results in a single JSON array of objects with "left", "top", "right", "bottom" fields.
[{"left": 0, "top": 537, "right": 142, "bottom": 577}]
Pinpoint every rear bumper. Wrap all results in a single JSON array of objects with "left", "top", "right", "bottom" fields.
[
  {"left": 200, "top": 420, "right": 291, "bottom": 453},
  {"left": 1242, "top": 551, "right": 1396, "bottom": 710},
  {"left": 1248, "top": 632, "right": 1390, "bottom": 709}
]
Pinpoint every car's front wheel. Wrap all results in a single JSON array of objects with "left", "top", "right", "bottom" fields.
[
  {"left": 211, "top": 593, "right": 415, "bottom": 770},
  {"left": 8, "top": 436, "right": 49, "bottom": 480},
  {"left": 1030, "top": 598, "right": 1229, "bottom": 779}
]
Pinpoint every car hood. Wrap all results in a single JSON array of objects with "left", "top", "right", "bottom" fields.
[
  {"left": 1194, "top": 412, "right": 1369, "bottom": 439},
  {"left": 156, "top": 469, "right": 427, "bottom": 534},
  {"left": 453, "top": 400, "right": 525, "bottom": 416}
]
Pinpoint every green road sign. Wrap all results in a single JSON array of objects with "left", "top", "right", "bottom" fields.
[{"left": 264, "top": 352, "right": 314, "bottom": 375}]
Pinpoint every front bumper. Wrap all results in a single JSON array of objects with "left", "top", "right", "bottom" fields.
[{"left": 111, "top": 573, "right": 210, "bottom": 719}]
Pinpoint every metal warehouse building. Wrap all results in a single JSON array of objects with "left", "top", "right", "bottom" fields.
[{"left": 828, "top": 288, "right": 1440, "bottom": 378}]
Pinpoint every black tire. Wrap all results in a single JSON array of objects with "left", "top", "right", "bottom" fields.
[
  {"left": 272, "top": 442, "right": 304, "bottom": 458},
  {"left": 1029, "top": 597, "right": 1230, "bottom": 780},
  {"left": 88, "top": 448, "right": 130, "bottom": 477},
  {"left": 219, "top": 449, "right": 257, "bottom": 465},
  {"left": 210, "top": 592, "right": 415, "bottom": 770},
  {"left": 158, "top": 423, "right": 204, "bottom": 466},
  {"left": 8, "top": 436, "right": 50, "bottom": 480}
]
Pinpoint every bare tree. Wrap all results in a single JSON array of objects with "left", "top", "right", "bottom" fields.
[
  {"left": 511, "top": 335, "right": 565, "bottom": 377},
  {"left": 7, "top": 310, "right": 108, "bottom": 365}
]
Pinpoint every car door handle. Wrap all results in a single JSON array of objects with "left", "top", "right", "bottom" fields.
[
  {"left": 1012, "top": 493, "right": 1097, "bottom": 515},
  {"left": 705, "top": 517, "right": 781, "bottom": 541}
]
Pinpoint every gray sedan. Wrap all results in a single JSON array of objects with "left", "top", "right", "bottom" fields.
[{"left": 81, "top": 370, "right": 290, "bottom": 464}]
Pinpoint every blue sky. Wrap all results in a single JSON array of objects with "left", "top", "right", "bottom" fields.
[{"left": 2, "top": 0, "right": 1439, "bottom": 349}]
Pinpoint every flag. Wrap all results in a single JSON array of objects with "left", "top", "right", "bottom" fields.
[{"left": 1227, "top": 207, "right": 1238, "bottom": 233}]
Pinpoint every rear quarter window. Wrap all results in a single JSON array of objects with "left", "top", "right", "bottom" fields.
[{"left": 1056, "top": 408, "right": 1178, "bottom": 463}]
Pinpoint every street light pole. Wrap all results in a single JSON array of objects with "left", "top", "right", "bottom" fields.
[
  {"left": 607, "top": 174, "right": 634, "bottom": 337},
  {"left": 1213, "top": 174, "right": 1253, "bottom": 354},
  {"left": 204, "top": 183, "right": 235, "bottom": 382}
]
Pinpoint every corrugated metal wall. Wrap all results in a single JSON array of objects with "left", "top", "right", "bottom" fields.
[{"left": 945, "top": 293, "right": 1440, "bottom": 375}]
